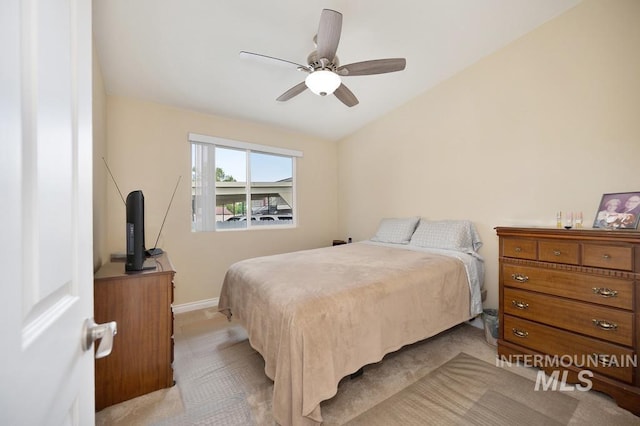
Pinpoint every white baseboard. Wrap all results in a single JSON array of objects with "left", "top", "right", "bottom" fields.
[{"left": 172, "top": 297, "right": 219, "bottom": 314}]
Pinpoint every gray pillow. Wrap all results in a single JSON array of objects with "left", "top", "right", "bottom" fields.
[
  {"left": 409, "top": 219, "right": 482, "bottom": 253},
  {"left": 370, "top": 217, "right": 420, "bottom": 244}
]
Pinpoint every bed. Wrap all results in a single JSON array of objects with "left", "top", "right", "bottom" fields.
[{"left": 218, "top": 218, "right": 484, "bottom": 425}]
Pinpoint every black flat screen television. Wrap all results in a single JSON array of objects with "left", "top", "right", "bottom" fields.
[{"left": 125, "top": 190, "right": 155, "bottom": 272}]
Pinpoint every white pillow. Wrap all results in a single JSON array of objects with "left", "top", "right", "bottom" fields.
[
  {"left": 409, "top": 220, "right": 482, "bottom": 253},
  {"left": 370, "top": 217, "right": 420, "bottom": 244}
]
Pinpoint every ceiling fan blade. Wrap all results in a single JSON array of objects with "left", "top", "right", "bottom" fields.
[
  {"left": 337, "top": 58, "right": 406, "bottom": 76},
  {"left": 334, "top": 83, "right": 359, "bottom": 107},
  {"left": 316, "top": 9, "right": 342, "bottom": 62},
  {"left": 276, "top": 82, "right": 307, "bottom": 102},
  {"left": 240, "top": 51, "right": 310, "bottom": 71}
]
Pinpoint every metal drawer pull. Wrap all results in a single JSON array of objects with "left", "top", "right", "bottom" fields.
[
  {"left": 514, "top": 247, "right": 522, "bottom": 252},
  {"left": 512, "top": 328, "right": 529, "bottom": 338},
  {"left": 592, "top": 319, "right": 618, "bottom": 331},
  {"left": 602, "top": 254, "right": 611, "bottom": 259},
  {"left": 592, "top": 353, "right": 613, "bottom": 367},
  {"left": 511, "top": 300, "right": 529, "bottom": 310},
  {"left": 511, "top": 273, "right": 529, "bottom": 283},
  {"left": 592, "top": 287, "right": 618, "bottom": 298},
  {"left": 553, "top": 250, "right": 561, "bottom": 256}
]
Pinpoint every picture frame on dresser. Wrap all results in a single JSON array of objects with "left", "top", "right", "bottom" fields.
[{"left": 593, "top": 191, "right": 640, "bottom": 230}]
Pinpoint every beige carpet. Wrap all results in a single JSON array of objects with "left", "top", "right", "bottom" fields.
[
  {"left": 96, "top": 308, "right": 640, "bottom": 425},
  {"left": 346, "top": 352, "right": 578, "bottom": 425}
]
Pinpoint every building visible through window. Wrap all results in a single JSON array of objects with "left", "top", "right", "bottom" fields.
[{"left": 190, "top": 133, "right": 301, "bottom": 231}]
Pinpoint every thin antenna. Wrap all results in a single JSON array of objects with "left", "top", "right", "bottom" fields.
[
  {"left": 102, "top": 157, "right": 126, "bottom": 205},
  {"left": 147, "top": 175, "right": 182, "bottom": 257}
]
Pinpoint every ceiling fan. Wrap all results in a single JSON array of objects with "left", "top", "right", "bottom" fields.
[{"left": 240, "top": 9, "right": 406, "bottom": 107}]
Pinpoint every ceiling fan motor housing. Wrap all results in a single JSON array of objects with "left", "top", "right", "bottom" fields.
[{"left": 307, "top": 52, "right": 339, "bottom": 71}]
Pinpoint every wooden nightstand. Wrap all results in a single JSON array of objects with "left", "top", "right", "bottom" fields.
[{"left": 93, "top": 252, "right": 175, "bottom": 411}]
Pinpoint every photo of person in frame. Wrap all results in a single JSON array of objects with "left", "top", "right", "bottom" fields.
[{"left": 593, "top": 192, "right": 640, "bottom": 229}]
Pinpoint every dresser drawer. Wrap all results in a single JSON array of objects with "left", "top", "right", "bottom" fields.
[
  {"left": 504, "top": 315, "right": 634, "bottom": 383},
  {"left": 538, "top": 240, "right": 579, "bottom": 265},
  {"left": 583, "top": 244, "right": 633, "bottom": 271},
  {"left": 503, "top": 287, "right": 633, "bottom": 346},
  {"left": 501, "top": 263, "right": 633, "bottom": 310},
  {"left": 502, "top": 238, "right": 537, "bottom": 260}
]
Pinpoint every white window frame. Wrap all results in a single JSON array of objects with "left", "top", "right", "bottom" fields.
[{"left": 189, "top": 132, "right": 302, "bottom": 232}]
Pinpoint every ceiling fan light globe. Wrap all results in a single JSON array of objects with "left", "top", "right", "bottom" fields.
[{"left": 305, "top": 70, "right": 341, "bottom": 96}]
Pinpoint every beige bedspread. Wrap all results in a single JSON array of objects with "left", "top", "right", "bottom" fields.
[{"left": 218, "top": 242, "right": 472, "bottom": 425}]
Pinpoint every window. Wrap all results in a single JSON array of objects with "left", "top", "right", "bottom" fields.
[{"left": 190, "top": 133, "right": 302, "bottom": 231}]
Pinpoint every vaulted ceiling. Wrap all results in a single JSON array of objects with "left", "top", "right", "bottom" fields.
[{"left": 92, "top": 0, "right": 581, "bottom": 141}]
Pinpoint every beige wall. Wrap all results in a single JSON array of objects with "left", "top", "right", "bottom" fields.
[
  {"left": 95, "top": 0, "right": 638, "bottom": 309},
  {"left": 337, "top": 0, "right": 640, "bottom": 310},
  {"left": 92, "top": 42, "right": 108, "bottom": 272},
  {"left": 104, "top": 96, "right": 338, "bottom": 304}
]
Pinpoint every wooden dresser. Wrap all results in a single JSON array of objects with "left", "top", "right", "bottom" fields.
[
  {"left": 496, "top": 227, "right": 640, "bottom": 415},
  {"left": 94, "top": 252, "right": 175, "bottom": 411}
]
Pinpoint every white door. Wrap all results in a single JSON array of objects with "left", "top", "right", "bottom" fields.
[{"left": 0, "top": 0, "right": 96, "bottom": 424}]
